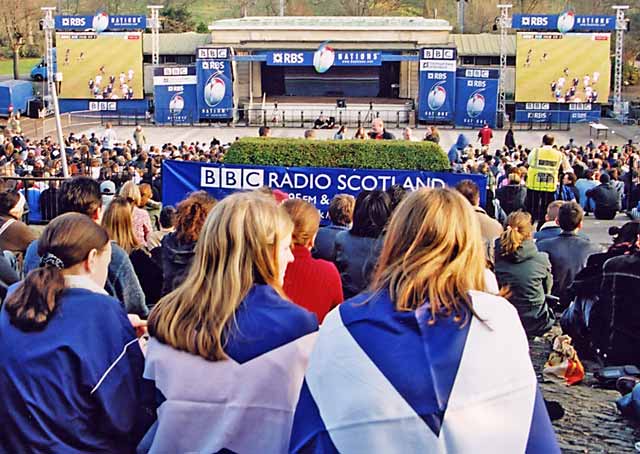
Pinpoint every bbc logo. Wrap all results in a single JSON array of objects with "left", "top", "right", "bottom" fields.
[
  {"left": 197, "top": 48, "right": 228, "bottom": 60},
  {"left": 201, "top": 167, "right": 264, "bottom": 189}
]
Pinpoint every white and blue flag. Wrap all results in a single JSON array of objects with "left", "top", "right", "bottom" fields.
[{"left": 290, "top": 290, "right": 559, "bottom": 453}]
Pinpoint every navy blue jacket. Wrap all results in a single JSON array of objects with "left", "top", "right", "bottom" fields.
[{"left": 313, "top": 224, "right": 349, "bottom": 262}]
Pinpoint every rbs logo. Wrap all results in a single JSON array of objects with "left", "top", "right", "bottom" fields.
[
  {"left": 522, "top": 16, "right": 548, "bottom": 26},
  {"left": 201, "top": 167, "right": 264, "bottom": 189},
  {"left": 62, "top": 17, "right": 87, "bottom": 26}
]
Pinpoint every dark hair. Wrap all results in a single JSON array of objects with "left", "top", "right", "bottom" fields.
[
  {"left": 386, "top": 184, "right": 407, "bottom": 212},
  {"left": 455, "top": 179, "right": 480, "bottom": 206},
  {"left": 542, "top": 134, "right": 555, "bottom": 146},
  {"left": 564, "top": 172, "right": 577, "bottom": 185},
  {"left": 159, "top": 206, "right": 177, "bottom": 229},
  {"left": 58, "top": 177, "right": 102, "bottom": 219},
  {"left": 609, "top": 221, "right": 640, "bottom": 245},
  {"left": 175, "top": 191, "right": 216, "bottom": 243},
  {"left": 558, "top": 201, "right": 583, "bottom": 232},
  {"left": 350, "top": 190, "right": 391, "bottom": 238},
  {"left": 328, "top": 194, "right": 355, "bottom": 226},
  {"left": 0, "top": 190, "right": 20, "bottom": 217},
  {"left": 4, "top": 213, "right": 109, "bottom": 331},
  {"left": 584, "top": 169, "right": 594, "bottom": 180},
  {"left": 258, "top": 126, "right": 271, "bottom": 137}
]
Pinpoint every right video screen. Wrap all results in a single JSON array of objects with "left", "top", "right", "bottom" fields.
[{"left": 515, "top": 32, "right": 611, "bottom": 103}]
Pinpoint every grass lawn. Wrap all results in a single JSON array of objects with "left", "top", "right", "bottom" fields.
[{"left": 0, "top": 58, "right": 41, "bottom": 77}]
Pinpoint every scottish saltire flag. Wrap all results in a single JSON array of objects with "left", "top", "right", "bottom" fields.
[
  {"left": 290, "top": 290, "right": 560, "bottom": 453},
  {"left": 138, "top": 284, "right": 318, "bottom": 454}
]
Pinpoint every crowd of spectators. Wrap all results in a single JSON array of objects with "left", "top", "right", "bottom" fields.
[{"left": 0, "top": 115, "right": 640, "bottom": 450}]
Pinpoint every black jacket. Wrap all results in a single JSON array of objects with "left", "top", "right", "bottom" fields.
[
  {"left": 537, "top": 232, "right": 600, "bottom": 308},
  {"left": 586, "top": 183, "right": 620, "bottom": 219},
  {"left": 313, "top": 224, "right": 349, "bottom": 262},
  {"left": 334, "top": 231, "right": 383, "bottom": 299},
  {"left": 160, "top": 232, "right": 196, "bottom": 296},
  {"left": 368, "top": 130, "right": 395, "bottom": 140},
  {"left": 495, "top": 184, "right": 527, "bottom": 215}
]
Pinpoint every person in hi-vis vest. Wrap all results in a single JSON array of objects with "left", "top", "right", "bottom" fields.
[{"left": 525, "top": 134, "right": 572, "bottom": 227}]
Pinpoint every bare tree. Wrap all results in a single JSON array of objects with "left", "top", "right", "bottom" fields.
[{"left": 0, "top": 0, "right": 42, "bottom": 79}]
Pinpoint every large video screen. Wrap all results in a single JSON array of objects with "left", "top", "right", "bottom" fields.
[
  {"left": 56, "top": 31, "right": 143, "bottom": 99},
  {"left": 515, "top": 32, "right": 611, "bottom": 103}
]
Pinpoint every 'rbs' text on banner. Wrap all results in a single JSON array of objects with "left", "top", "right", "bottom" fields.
[
  {"left": 162, "top": 160, "right": 487, "bottom": 222},
  {"left": 417, "top": 47, "right": 457, "bottom": 123},
  {"left": 196, "top": 47, "right": 233, "bottom": 120},
  {"left": 454, "top": 68, "right": 499, "bottom": 129},
  {"left": 153, "top": 66, "right": 198, "bottom": 125}
]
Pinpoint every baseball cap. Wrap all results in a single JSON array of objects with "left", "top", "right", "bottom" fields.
[{"left": 100, "top": 180, "right": 116, "bottom": 196}]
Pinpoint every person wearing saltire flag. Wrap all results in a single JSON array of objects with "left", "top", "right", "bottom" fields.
[
  {"left": 290, "top": 187, "right": 559, "bottom": 454},
  {"left": 139, "top": 191, "right": 318, "bottom": 454}
]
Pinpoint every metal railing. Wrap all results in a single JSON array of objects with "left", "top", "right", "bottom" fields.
[{"left": 3, "top": 177, "right": 70, "bottom": 225}]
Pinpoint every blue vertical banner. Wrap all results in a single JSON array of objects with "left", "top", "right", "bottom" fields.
[
  {"left": 454, "top": 68, "right": 500, "bottom": 128},
  {"left": 196, "top": 47, "right": 233, "bottom": 120},
  {"left": 417, "top": 47, "right": 457, "bottom": 123},
  {"left": 153, "top": 66, "right": 198, "bottom": 125}
]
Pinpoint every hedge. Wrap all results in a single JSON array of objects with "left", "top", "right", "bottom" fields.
[{"left": 225, "top": 138, "right": 451, "bottom": 172}]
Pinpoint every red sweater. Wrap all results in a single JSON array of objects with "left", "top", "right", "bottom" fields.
[{"left": 283, "top": 245, "right": 343, "bottom": 323}]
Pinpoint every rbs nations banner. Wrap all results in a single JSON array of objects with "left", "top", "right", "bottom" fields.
[{"left": 196, "top": 47, "right": 233, "bottom": 120}]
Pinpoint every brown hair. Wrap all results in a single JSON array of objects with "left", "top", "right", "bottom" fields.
[
  {"left": 371, "top": 188, "right": 486, "bottom": 324},
  {"left": 499, "top": 211, "right": 533, "bottom": 256},
  {"left": 545, "top": 200, "right": 564, "bottom": 221},
  {"left": 328, "top": 194, "right": 355, "bottom": 226},
  {"left": 4, "top": 213, "right": 109, "bottom": 331},
  {"left": 102, "top": 196, "right": 140, "bottom": 254},
  {"left": 139, "top": 183, "right": 153, "bottom": 206},
  {"left": 282, "top": 199, "right": 320, "bottom": 247},
  {"left": 175, "top": 191, "right": 217, "bottom": 243},
  {"left": 455, "top": 179, "right": 480, "bottom": 206},
  {"left": 558, "top": 201, "right": 583, "bottom": 232}
]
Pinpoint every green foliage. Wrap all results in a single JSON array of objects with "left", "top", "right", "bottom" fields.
[
  {"left": 196, "top": 22, "right": 208, "bottom": 33},
  {"left": 225, "top": 138, "right": 450, "bottom": 171},
  {"left": 161, "top": 5, "right": 196, "bottom": 32},
  {"left": 623, "top": 62, "right": 640, "bottom": 86}
]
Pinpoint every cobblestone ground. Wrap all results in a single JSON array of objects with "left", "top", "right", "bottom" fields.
[{"left": 530, "top": 332, "right": 640, "bottom": 453}]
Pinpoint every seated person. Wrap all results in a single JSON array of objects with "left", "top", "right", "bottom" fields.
[
  {"left": 313, "top": 194, "right": 355, "bottom": 262},
  {"left": 314, "top": 113, "right": 330, "bottom": 129},
  {"left": 586, "top": 173, "right": 620, "bottom": 220}
]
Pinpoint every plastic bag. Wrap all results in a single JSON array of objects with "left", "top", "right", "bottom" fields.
[{"left": 543, "top": 334, "right": 585, "bottom": 385}]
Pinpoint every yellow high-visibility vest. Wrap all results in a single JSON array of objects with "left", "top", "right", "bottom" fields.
[{"left": 526, "top": 146, "right": 562, "bottom": 192}]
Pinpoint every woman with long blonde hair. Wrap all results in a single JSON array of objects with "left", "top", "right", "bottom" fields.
[
  {"left": 290, "top": 188, "right": 558, "bottom": 453},
  {"left": 494, "top": 211, "right": 555, "bottom": 337},
  {"left": 142, "top": 191, "right": 317, "bottom": 453},
  {"left": 119, "top": 181, "right": 152, "bottom": 246}
]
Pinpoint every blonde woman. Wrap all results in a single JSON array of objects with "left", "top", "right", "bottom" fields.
[
  {"left": 119, "top": 181, "right": 152, "bottom": 246},
  {"left": 142, "top": 191, "right": 318, "bottom": 453},
  {"left": 290, "top": 188, "right": 558, "bottom": 453},
  {"left": 494, "top": 211, "right": 555, "bottom": 337},
  {"left": 102, "top": 197, "right": 163, "bottom": 309}
]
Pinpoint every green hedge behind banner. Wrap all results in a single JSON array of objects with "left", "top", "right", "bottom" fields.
[{"left": 225, "top": 138, "right": 450, "bottom": 172}]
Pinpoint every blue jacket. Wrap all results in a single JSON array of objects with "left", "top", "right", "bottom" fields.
[
  {"left": 24, "top": 240, "right": 148, "bottom": 317},
  {"left": 313, "top": 224, "right": 349, "bottom": 262},
  {"left": 0, "top": 287, "right": 152, "bottom": 453},
  {"left": 447, "top": 134, "right": 469, "bottom": 164}
]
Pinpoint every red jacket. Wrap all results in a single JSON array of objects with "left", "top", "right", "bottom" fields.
[
  {"left": 478, "top": 127, "right": 493, "bottom": 146},
  {"left": 283, "top": 245, "right": 343, "bottom": 323}
]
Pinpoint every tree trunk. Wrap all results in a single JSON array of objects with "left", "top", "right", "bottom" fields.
[{"left": 12, "top": 46, "right": 20, "bottom": 80}]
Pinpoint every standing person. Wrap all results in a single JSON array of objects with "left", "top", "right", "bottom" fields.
[
  {"left": 368, "top": 118, "right": 395, "bottom": 140},
  {"left": 133, "top": 125, "right": 146, "bottom": 151},
  {"left": 143, "top": 192, "right": 317, "bottom": 453},
  {"left": 478, "top": 123, "right": 493, "bottom": 148},
  {"left": 335, "top": 191, "right": 391, "bottom": 299},
  {"left": 101, "top": 123, "right": 118, "bottom": 150},
  {"left": 161, "top": 191, "right": 216, "bottom": 295},
  {"left": 290, "top": 188, "right": 559, "bottom": 453},
  {"left": 23, "top": 177, "right": 148, "bottom": 317},
  {"left": 282, "top": 199, "right": 343, "bottom": 323},
  {"left": 313, "top": 194, "right": 355, "bottom": 262},
  {"left": 448, "top": 133, "right": 469, "bottom": 167},
  {"left": 525, "top": 134, "right": 571, "bottom": 227},
  {"left": 0, "top": 213, "right": 152, "bottom": 453},
  {"left": 505, "top": 127, "right": 516, "bottom": 150},
  {"left": 494, "top": 211, "right": 556, "bottom": 336},
  {"left": 537, "top": 202, "right": 599, "bottom": 309}
]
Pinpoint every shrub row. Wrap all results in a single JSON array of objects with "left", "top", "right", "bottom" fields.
[{"left": 225, "top": 138, "right": 451, "bottom": 172}]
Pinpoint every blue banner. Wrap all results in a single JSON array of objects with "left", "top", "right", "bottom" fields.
[
  {"left": 514, "top": 102, "right": 601, "bottom": 123},
  {"left": 265, "top": 50, "right": 382, "bottom": 67},
  {"left": 55, "top": 14, "right": 146, "bottom": 32},
  {"left": 153, "top": 66, "right": 198, "bottom": 125},
  {"left": 512, "top": 13, "right": 615, "bottom": 32},
  {"left": 454, "top": 68, "right": 499, "bottom": 129},
  {"left": 161, "top": 160, "right": 487, "bottom": 221},
  {"left": 196, "top": 47, "right": 233, "bottom": 120},
  {"left": 58, "top": 98, "right": 148, "bottom": 115},
  {"left": 417, "top": 47, "right": 457, "bottom": 122}
]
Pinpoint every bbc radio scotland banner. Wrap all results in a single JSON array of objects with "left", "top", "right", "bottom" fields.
[
  {"left": 455, "top": 68, "right": 499, "bottom": 129},
  {"left": 153, "top": 66, "right": 198, "bottom": 125},
  {"left": 512, "top": 12, "right": 615, "bottom": 32},
  {"left": 55, "top": 13, "right": 146, "bottom": 32},
  {"left": 196, "top": 47, "right": 233, "bottom": 120},
  {"left": 417, "top": 48, "right": 457, "bottom": 123},
  {"left": 514, "top": 102, "right": 601, "bottom": 123},
  {"left": 162, "top": 160, "right": 487, "bottom": 221}
]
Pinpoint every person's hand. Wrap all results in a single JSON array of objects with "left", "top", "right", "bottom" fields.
[{"left": 128, "top": 314, "right": 148, "bottom": 338}]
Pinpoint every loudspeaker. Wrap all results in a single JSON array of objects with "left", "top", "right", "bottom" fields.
[
  {"left": 27, "top": 99, "right": 43, "bottom": 119},
  {"left": 336, "top": 98, "right": 346, "bottom": 108}
]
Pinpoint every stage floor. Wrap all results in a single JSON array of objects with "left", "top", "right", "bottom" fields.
[{"left": 264, "top": 96, "right": 412, "bottom": 106}]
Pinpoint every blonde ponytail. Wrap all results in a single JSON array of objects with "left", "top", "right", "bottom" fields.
[{"left": 499, "top": 211, "right": 533, "bottom": 255}]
